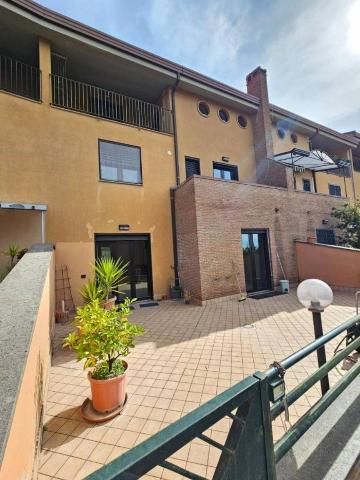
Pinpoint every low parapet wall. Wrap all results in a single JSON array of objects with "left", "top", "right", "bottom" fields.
[
  {"left": 0, "top": 244, "right": 54, "bottom": 480},
  {"left": 295, "top": 241, "right": 360, "bottom": 289}
]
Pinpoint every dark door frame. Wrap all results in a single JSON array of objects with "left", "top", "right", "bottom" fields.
[
  {"left": 241, "top": 228, "right": 273, "bottom": 293},
  {"left": 94, "top": 233, "right": 154, "bottom": 300}
]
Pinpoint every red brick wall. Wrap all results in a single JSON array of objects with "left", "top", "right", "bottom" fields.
[
  {"left": 174, "top": 179, "right": 202, "bottom": 299},
  {"left": 175, "top": 176, "right": 344, "bottom": 303}
]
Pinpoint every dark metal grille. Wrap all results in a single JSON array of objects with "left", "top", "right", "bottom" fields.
[
  {"left": 0, "top": 55, "right": 41, "bottom": 101},
  {"left": 316, "top": 228, "right": 336, "bottom": 245},
  {"left": 185, "top": 157, "right": 200, "bottom": 178},
  {"left": 50, "top": 74, "right": 173, "bottom": 134}
]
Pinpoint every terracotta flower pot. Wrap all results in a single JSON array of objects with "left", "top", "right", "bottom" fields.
[
  {"left": 88, "top": 361, "right": 127, "bottom": 413},
  {"left": 102, "top": 296, "right": 117, "bottom": 310}
]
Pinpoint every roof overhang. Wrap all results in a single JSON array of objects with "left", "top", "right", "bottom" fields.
[
  {"left": 1, "top": 0, "right": 259, "bottom": 112},
  {"left": 0, "top": 201, "right": 47, "bottom": 211},
  {"left": 270, "top": 107, "right": 359, "bottom": 149}
]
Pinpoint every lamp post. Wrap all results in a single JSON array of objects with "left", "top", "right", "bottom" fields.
[{"left": 297, "top": 279, "right": 333, "bottom": 396}]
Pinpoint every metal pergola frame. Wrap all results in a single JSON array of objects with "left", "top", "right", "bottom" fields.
[
  {"left": 272, "top": 148, "right": 350, "bottom": 172},
  {"left": 271, "top": 148, "right": 352, "bottom": 192}
]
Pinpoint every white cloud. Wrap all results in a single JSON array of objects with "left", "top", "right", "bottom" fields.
[
  {"left": 148, "top": 0, "right": 251, "bottom": 75},
  {"left": 261, "top": 0, "right": 360, "bottom": 131}
]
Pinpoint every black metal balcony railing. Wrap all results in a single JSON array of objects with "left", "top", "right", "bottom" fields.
[
  {"left": 0, "top": 55, "right": 41, "bottom": 101},
  {"left": 50, "top": 74, "right": 173, "bottom": 134}
]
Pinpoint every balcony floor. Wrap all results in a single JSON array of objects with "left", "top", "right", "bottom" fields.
[{"left": 38, "top": 290, "right": 356, "bottom": 479}]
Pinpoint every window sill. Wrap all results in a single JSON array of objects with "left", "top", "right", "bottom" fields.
[{"left": 99, "top": 179, "right": 143, "bottom": 186}]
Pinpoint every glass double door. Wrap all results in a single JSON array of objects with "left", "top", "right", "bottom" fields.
[
  {"left": 241, "top": 230, "right": 272, "bottom": 293},
  {"left": 95, "top": 234, "right": 152, "bottom": 300}
]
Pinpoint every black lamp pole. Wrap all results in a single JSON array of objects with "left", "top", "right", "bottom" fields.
[{"left": 309, "top": 301, "right": 330, "bottom": 395}]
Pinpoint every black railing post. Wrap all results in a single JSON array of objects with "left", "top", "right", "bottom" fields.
[{"left": 311, "top": 309, "right": 330, "bottom": 395}]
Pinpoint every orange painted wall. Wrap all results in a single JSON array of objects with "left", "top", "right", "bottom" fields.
[{"left": 296, "top": 241, "right": 360, "bottom": 289}]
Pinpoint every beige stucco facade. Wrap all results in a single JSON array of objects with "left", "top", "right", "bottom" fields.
[
  {"left": 175, "top": 89, "right": 257, "bottom": 183},
  {"left": 0, "top": 39, "right": 176, "bottom": 301}
]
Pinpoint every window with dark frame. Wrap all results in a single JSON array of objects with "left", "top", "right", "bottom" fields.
[
  {"left": 99, "top": 140, "right": 142, "bottom": 184},
  {"left": 185, "top": 157, "right": 200, "bottom": 178},
  {"left": 218, "top": 108, "right": 230, "bottom": 123},
  {"left": 302, "top": 178, "right": 311, "bottom": 192},
  {"left": 328, "top": 184, "right": 341, "bottom": 197},
  {"left": 316, "top": 229, "right": 336, "bottom": 245},
  {"left": 213, "top": 162, "right": 238, "bottom": 181}
]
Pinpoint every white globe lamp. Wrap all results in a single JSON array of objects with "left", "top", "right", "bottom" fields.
[
  {"left": 297, "top": 279, "right": 333, "bottom": 395},
  {"left": 297, "top": 279, "right": 333, "bottom": 311}
]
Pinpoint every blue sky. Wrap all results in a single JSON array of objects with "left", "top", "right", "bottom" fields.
[{"left": 37, "top": 0, "right": 360, "bottom": 132}]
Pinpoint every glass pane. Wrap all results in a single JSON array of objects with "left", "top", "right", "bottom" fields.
[
  {"left": 213, "top": 168, "right": 222, "bottom": 179},
  {"left": 253, "top": 234, "right": 268, "bottom": 291},
  {"left": 242, "top": 234, "right": 254, "bottom": 292},
  {"left": 133, "top": 240, "right": 149, "bottom": 299},
  {"left": 99, "top": 141, "right": 142, "bottom": 183}
]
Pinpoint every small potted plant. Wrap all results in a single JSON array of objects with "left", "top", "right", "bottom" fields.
[
  {"left": 63, "top": 298, "right": 144, "bottom": 414},
  {"left": 1, "top": 244, "right": 21, "bottom": 269},
  {"left": 80, "top": 279, "right": 105, "bottom": 304},
  {"left": 93, "top": 257, "right": 128, "bottom": 309}
]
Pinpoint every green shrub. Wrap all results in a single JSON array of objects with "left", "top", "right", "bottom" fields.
[
  {"left": 80, "top": 279, "right": 105, "bottom": 304},
  {"left": 63, "top": 298, "right": 144, "bottom": 379},
  {"left": 94, "top": 256, "right": 128, "bottom": 300}
]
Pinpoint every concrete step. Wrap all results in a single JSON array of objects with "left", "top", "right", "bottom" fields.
[{"left": 276, "top": 375, "right": 360, "bottom": 480}]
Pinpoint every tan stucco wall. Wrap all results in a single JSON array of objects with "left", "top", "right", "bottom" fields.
[
  {"left": 0, "top": 250, "right": 54, "bottom": 480},
  {"left": 0, "top": 209, "right": 42, "bottom": 272},
  {"left": 296, "top": 241, "right": 360, "bottom": 289},
  {"left": 272, "top": 125, "right": 309, "bottom": 153},
  {"left": 175, "top": 89, "right": 257, "bottom": 183},
  {"left": 0, "top": 39, "right": 176, "bottom": 301}
]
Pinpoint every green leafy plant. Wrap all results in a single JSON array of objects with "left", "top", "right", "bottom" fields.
[
  {"left": 331, "top": 201, "right": 360, "bottom": 248},
  {"left": 2, "top": 244, "right": 21, "bottom": 268},
  {"left": 94, "top": 257, "right": 128, "bottom": 300},
  {"left": 80, "top": 279, "right": 105, "bottom": 304},
  {"left": 63, "top": 298, "right": 144, "bottom": 380}
]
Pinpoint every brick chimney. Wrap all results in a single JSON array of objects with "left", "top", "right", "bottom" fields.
[{"left": 246, "top": 67, "right": 287, "bottom": 187}]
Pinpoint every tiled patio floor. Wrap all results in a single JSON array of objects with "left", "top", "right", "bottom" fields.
[{"left": 38, "top": 290, "right": 356, "bottom": 480}]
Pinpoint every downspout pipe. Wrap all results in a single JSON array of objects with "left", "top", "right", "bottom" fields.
[
  {"left": 170, "top": 73, "right": 181, "bottom": 288},
  {"left": 172, "top": 72, "right": 181, "bottom": 186}
]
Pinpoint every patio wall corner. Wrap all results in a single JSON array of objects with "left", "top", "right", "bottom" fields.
[{"left": 0, "top": 244, "right": 55, "bottom": 480}]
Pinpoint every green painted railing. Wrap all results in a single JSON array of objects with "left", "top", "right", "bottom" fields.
[{"left": 87, "top": 314, "right": 360, "bottom": 480}]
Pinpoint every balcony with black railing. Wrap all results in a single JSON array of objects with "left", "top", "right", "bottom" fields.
[
  {"left": 0, "top": 55, "right": 41, "bottom": 101},
  {"left": 50, "top": 74, "right": 173, "bottom": 135}
]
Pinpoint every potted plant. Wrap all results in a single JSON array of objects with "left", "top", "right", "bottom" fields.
[
  {"left": 170, "top": 280, "right": 182, "bottom": 300},
  {"left": 80, "top": 279, "right": 105, "bottom": 304},
  {"left": 2, "top": 244, "right": 21, "bottom": 269},
  {"left": 63, "top": 298, "right": 144, "bottom": 413},
  {"left": 94, "top": 257, "right": 128, "bottom": 309}
]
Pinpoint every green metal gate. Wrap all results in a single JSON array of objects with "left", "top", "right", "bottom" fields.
[{"left": 87, "top": 314, "right": 360, "bottom": 480}]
